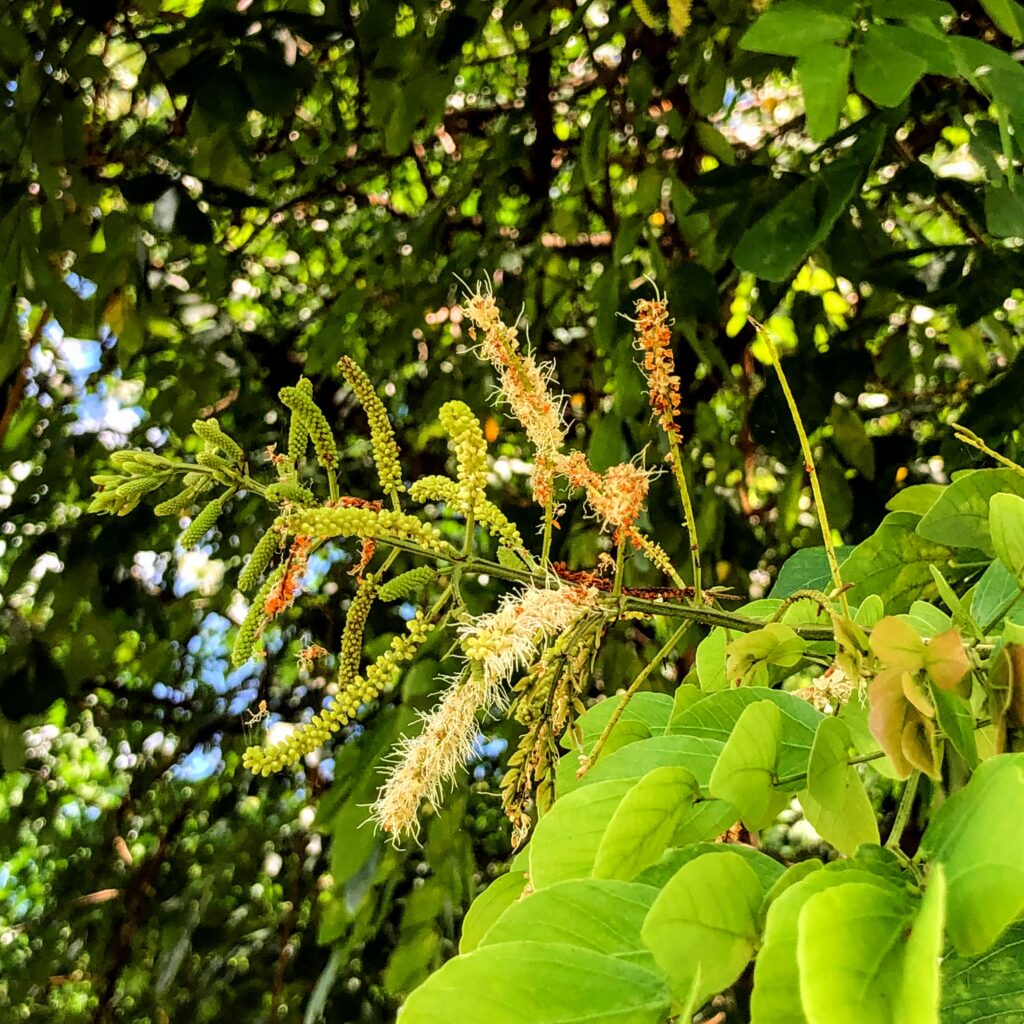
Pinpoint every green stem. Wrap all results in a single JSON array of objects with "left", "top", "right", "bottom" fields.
[
  {"left": 953, "top": 425, "right": 1024, "bottom": 478},
  {"left": 753, "top": 319, "right": 848, "bottom": 616},
  {"left": 328, "top": 471, "right": 340, "bottom": 504},
  {"left": 667, "top": 437, "right": 703, "bottom": 603},
  {"left": 580, "top": 621, "right": 692, "bottom": 776},
  {"left": 612, "top": 539, "right": 626, "bottom": 598},
  {"left": 362, "top": 535, "right": 839, "bottom": 639},
  {"left": 540, "top": 479, "right": 555, "bottom": 577},
  {"left": 885, "top": 771, "right": 921, "bottom": 852}
]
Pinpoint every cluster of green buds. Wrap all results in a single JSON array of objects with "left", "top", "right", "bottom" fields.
[
  {"left": 89, "top": 450, "right": 176, "bottom": 516},
  {"left": 282, "top": 505, "right": 455, "bottom": 556}
]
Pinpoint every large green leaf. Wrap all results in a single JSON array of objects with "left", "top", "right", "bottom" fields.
[
  {"left": 970, "top": 559, "right": 1024, "bottom": 631},
  {"left": 459, "top": 868, "right": 529, "bottom": 954},
  {"left": 751, "top": 865, "right": 910, "bottom": 1024},
  {"left": 708, "top": 700, "right": 787, "bottom": 830},
  {"left": 593, "top": 767, "right": 699, "bottom": 881},
  {"left": 798, "top": 46, "right": 852, "bottom": 141},
  {"left": 917, "top": 470, "right": 1024, "bottom": 556},
  {"left": 739, "top": 0, "right": 854, "bottom": 56},
  {"left": 800, "top": 717, "right": 879, "bottom": 855},
  {"left": 842, "top": 511, "right": 955, "bottom": 613},
  {"left": 635, "top": 842, "right": 786, "bottom": 891},
  {"left": 853, "top": 25, "right": 928, "bottom": 106},
  {"left": 399, "top": 941, "right": 672, "bottom": 1024},
  {"left": 478, "top": 879, "right": 657, "bottom": 966},
  {"left": 770, "top": 546, "right": 855, "bottom": 598},
  {"left": 571, "top": 692, "right": 674, "bottom": 753},
  {"left": 641, "top": 852, "right": 763, "bottom": 1005},
  {"left": 797, "top": 884, "right": 917, "bottom": 1024},
  {"left": 529, "top": 779, "right": 635, "bottom": 889},
  {"left": 990, "top": 492, "right": 1024, "bottom": 580},
  {"left": 940, "top": 921, "right": 1024, "bottom": 1023},
  {"left": 669, "top": 687, "right": 823, "bottom": 784},
  {"left": 919, "top": 754, "right": 1024, "bottom": 956}
]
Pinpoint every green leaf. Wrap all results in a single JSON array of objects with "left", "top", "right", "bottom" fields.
[
  {"left": 752, "top": 867, "right": 910, "bottom": 1024},
  {"left": 853, "top": 25, "right": 928, "bottom": 106},
  {"left": 831, "top": 403, "right": 875, "bottom": 479},
  {"left": 800, "top": 718, "right": 879, "bottom": 855},
  {"left": 979, "top": 0, "right": 1024, "bottom": 41},
  {"left": 581, "top": 102, "right": 610, "bottom": 191},
  {"left": 842, "top": 511, "right": 956, "bottom": 613},
  {"left": 709, "top": 700, "right": 786, "bottom": 830},
  {"left": 740, "top": 0, "right": 854, "bottom": 57},
  {"left": 971, "top": 559, "right": 1024, "bottom": 631},
  {"left": 579, "top": 735, "right": 739, "bottom": 844},
  {"left": 985, "top": 184, "right": 1024, "bottom": 238},
  {"left": 641, "top": 852, "right": 763, "bottom": 1005},
  {"left": 932, "top": 687, "right": 980, "bottom": 769},
  {"left": 529, "top": 779, "right": 634, "bottom": 889},
  {"left": 399, "top": 941, "right": 671, "bottom": 1024},
  {"left": 593, "top": 767, "right": 699, "bottom": 881},
  {"left": 478, "top": 879, "right": 656, "bottom": 966},
  {"left": 917, "top": 470, "right": 1024, "bottom": 556},
  {"left": 990, "top": 492, "right": 1024, "bottom": 579},
  {"left": 670, "top": 687, "right": 824, "bottom": 785},
  {"left": 635, "top": 843, "right": 786, "bottom": 892},
  {"left": 920, "top": 754, "right": 1024, "bottom": 955},
  {"left": 725, "top": 623, "right": 807, "bottom": 688},
  {"left": 798, "top": 47, "right": 852, "bottom": 142},
  {"left": 940, "top": 921, "right": 1024, "bottom": 1023},
  {"left": 886, "top": 484, "right": 945, "bottom": 516},
  {"left": 459, "top": 868, "right": 528, "bottom": 953},
  {"left": 797, "top": 883, "right": 915, "bottom": 1024},
  {"left": 897, "top": 868, "right": 946, "bottom": 1024},
  {"left": 771, "top": 546, "right": 856, "bottom": 598},
  {"left": 572, "top": 692, "right": 674, "bottom": 753}
]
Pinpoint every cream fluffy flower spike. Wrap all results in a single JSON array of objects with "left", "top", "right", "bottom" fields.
[{"left": 372, "top": 583, "right": 598, "bottom": 841}]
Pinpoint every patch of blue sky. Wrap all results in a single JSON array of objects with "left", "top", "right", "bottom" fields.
[{"left": 173, "top": 745, "right": 222, "bottom": 782}]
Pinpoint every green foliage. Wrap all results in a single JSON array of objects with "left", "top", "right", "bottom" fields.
[{"left": 7, "top": 0, "right": 1024, "bottom": 1020}]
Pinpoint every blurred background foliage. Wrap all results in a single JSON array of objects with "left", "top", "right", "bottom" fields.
[{"left": 3, "top": 0, "right": 1024, "bottom": 1019}]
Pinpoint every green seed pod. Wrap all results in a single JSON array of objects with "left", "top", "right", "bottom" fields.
[
  {"left": 279, "top": 382, "right": 337, "bottom": 470},
  {"left": 179, "top": 494, "right": 227, "bottom": 547},
  {"left": 338, "top": 356, "right": 402, "bottom": 495},
  {"left": 238, "top": 526, "right": 283, "bottom": 591},
  {"left": 232, "top": 565, "right": 284, "bottom": 667},
  {"left": 378, "top": 566, "right": 438, "bottom": 602},
  {"left": 286, "top": 377, "right": 313, "bottom": 463},
  {"left": 438, "top": 400, "right": 488, "bottom": 514},
  {"left": 192, "top": 418, "right": 244, "bottom": 462},
  {"left": 264, "top": 480, "right": 316, "bottom": 506},
  {"left": 154, "top": 487, "right": 201, "bottom": 517}
]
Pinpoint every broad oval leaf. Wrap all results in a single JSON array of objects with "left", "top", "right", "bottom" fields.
[
  {"left": 641, "top": 851, "right": 763, "bottom": 1005},
  {"left": 399, "top": 940, "right": 672, "bottom": 1024},
  {"left": 919, "top": 754, "right": 1024, "bottom": 956},
  {"left": 593, "top": 766, "right": 698, "bottom": 881}
]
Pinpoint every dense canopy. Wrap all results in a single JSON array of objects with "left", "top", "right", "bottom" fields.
[{"left": 4, "top": 0, "right": 1024, "bottom": 1021}]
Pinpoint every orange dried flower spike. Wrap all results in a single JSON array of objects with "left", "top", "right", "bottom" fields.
[
  {"left": 265, "top": 535, "right": 314, "bottom": 618},
  {"left": 633, "top": 297, "right": 682, "bottom": 444}
]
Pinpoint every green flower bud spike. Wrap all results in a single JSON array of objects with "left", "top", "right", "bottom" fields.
[
  {"left": 279, "top": 381, "right": 338, "bottom": 471},
  {"left": 338, "top": 356, "right": 403, "bottom": 498}
]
